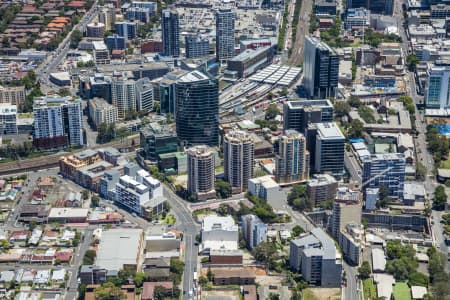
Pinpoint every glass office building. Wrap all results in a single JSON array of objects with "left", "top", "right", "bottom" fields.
[{"left": 175, "top": 70, "right": 219, "bottom": 146}]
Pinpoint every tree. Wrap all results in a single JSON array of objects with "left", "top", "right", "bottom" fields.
[
  {"left": 215, "top": 180, "right": 232, "bottom": 199},
  {"left": 386, "top": 257, "right": 415, "bottom": 280},
  {"left": 358, "top": 106, "right": 376, "bottom": 123},
  {"left": 0, "top": 239, "right": 10, "bottom": 251},
  {"left": 291, "top": 225, "right": 304, "bottom": 237},
  {"left": 198, "top": 276, "right": 208, "bottom": 287},
  {"left": 153, "top": 285, "right": 171, "bottom": 300},
  {"left": 408, "top": 271, "right": 429, "bottom": 287},
  {"left": 96, "top": 122, "right": 115, "bottom": 143},
  {"left": 82, "top": 249, "right": 96, "bottom": 265},
  {"left": 407, "top": 54, "right": 419, "bottom": 71},
  {"left": 81, "top": 190, "right": 89, "bottom": 200},
  {"left": 91, "top": 195, "right": 100, "bottom": 208},
  {"left": 433, "top": 185, "right": 447, "bottom": 210},
  {"left": 133, "top": 272, "right": 147, "bottom": 287},
  {"left": 29, "top": 220, "right": 37, "bottom": 232},
  {"left": 358, "top": 261, "right": 371, "bottom": 279},
  {"left": 207, "top": 267, "right": 213, "bottom": 282},
  {"left": 385, "top": 241, "right": 418, "bottom": 280},
  {"left": 399, "top": 96, "right": 416, "bottom": 114},
  {"left": 70, "top": 29, "right": 83, "bottom": 49},
  {"left": 251, "top": 242, "right": 278, "bottom": 270},
  {"left": 287, "top": 184, "right": 310, "bottom": 211},
  {"left": 334, "top": 101, "right": 351, "bottom": 117},
  {"left": 416, "top": 162, "right": 427, "bottom": 181},
  {"left": 94, "top": 282, "right": 125, "bottom": 300},
  {"left": 170, "top": 258, "right": 184, "bottom": 275},
  {"left": 348, "top": 95, "right": 362, "bottom": 108},
  {"left": 153, "top": 102, "right": 160, "bottom": 113},
  {"left": 265, "top": 103, "right": 280, "bottom": 120},
  {"left": 217, "top": 203, "right": 229, "bottom": 216},
  {"left": 386, "top": 240, "right": 415, "bottom": 260},
  {"left": 348, "top": 119, "right": 364, "bottom": 138}
]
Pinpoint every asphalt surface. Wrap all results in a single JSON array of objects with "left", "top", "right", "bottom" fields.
[
  {"left": 36, "top": 1, "right": 99, "bottom": 90},
  {"left": 163, "top": 187, "right": 200, "bottom": 300},
  {"left": 395, "top": 3, "right": 448, "bottom": 263}
]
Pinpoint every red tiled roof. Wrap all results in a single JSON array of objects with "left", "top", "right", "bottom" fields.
[
  {"left": 10, "top": 230, "right": 30, "bottom": 239},
  {"left": 55, "top": 252, "right": 73, "bottom": 261},
  {"left": 68, "top": 1, "right": 86, "bottom": 7}
]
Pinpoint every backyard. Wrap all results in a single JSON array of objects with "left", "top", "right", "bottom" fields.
[
  {"left": 393, "top": 282, "right": 411, "bottom": 300},
  {"left": 363, "top": 278, "right": 376, "bottom": 300}
]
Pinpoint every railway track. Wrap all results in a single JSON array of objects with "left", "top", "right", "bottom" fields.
[{"left": 0, "top": 137, "right": 139, "bottom": 176}]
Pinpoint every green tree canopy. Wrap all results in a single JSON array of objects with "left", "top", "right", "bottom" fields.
[
  {"left": 94, "top": 282, "right": 125, "bottom": 300},
  {"left": 432, "top": 185, "right": 447, "bottom": 210},
  {"left": 215, "top": 180, "right": 232, "bottom": 199},
  {"left": 358, "top": 261, "right": 371, "bottom": 279},
  {"left": 348, "top": 95, "right": 362, "bottom": 108},
  {"left": 287, "top": 184, "right": 310, "bottom": 211},
  {"left": 334, "top": 101, "right": 351, "bottom": 118},
  {"left": 70, "top": 29, "right": 83, "bottom": 49},
  {"left": 348, "top": 119, "right": 364, "bottom": 138},
  {"left": 265, "top": 103, "right": 280, "bottom": 120},
  {"left": 407, "top": 54, "right": 419, "bottom": 71}
]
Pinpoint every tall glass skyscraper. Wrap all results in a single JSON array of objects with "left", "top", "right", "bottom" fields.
[
  {"left": 304, "top": 36, "right": 339, "bottom": 99},
  {"left": 175, "top": 70, "right": 219, "bottom": 146},
  {"left": 361, "top": 153, "right": 406, "bottom": 199},
  {"left": 161, "top": 9, "right": 180, "bottom": 57},
  {"left": 425, "top": 65, "right": 450, "bottom": 109}
]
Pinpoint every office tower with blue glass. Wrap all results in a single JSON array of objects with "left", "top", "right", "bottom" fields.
[
  {"left": 425, "top": 65, "right": 450, "bottom": 109},
  {"left": 361, "top": 153, "right": 406, "bottom": 199},
  {"left": 304, "top": 36, "right": 339, "bottom": 99},
  {"left": 175, "top": 70, "right": 219, "bottom": 146}
]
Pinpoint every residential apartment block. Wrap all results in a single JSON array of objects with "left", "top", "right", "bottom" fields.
[{"left": 289, "top": 228, "right": 342, "bottom": 287}]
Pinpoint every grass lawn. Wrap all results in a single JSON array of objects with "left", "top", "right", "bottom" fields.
[
  {"left": 302, "top": 289, "right": 319, "bottom": 300},
  {"left": 363, "top": 278, "right": 376, "bottom": 300},
  {"left": 161, "top": 213, "right": 176, "bottom": 225},
  {"left": 393, "top": 282, "right": 411, "bottom": 300},
  {"left": 440, "top": 156, "right": 450, "bottom": 169}
]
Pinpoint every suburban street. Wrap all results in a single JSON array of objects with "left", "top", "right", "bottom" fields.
[
  {"left": 396, "top": 2, "right": 448, "bottom": 262},
  {"left": 267, "top": 187, "right": 360, "bottom": 300},
  {"left": 163, "top": 187, "right": 200, "bottom": 300}
]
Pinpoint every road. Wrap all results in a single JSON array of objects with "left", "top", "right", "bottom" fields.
[
  {"left": 343, "top": 260, "right": 359, "bottom": 300},
  {"left": 395, "top": 2, "right": 448, "bottom": 261},
  {"left": 36, "top": 0, "right": 99, "bottom": 91},
  {"left": 163, "top": 187, "right": 200, "bottom": 300},
  {"left": 66, "top": 227, "right": 94, "bottom": 300},
  {"left": 267, "top": 188, "right": 360, "bottom": 298},
  {"left": 100, "top": 185, "right": 200, "bottom": 299},
  {"left": 3, "top": 171, "right": 37, "bottom": 231}
]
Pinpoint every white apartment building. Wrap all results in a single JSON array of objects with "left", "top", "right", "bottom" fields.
[
  {"left": 88, "top": 98, "right": 118, "bottom": 129},
  {"left": 112, "top": 76, "right": 137, "bottom": 119},
  {"left": 248, "top": 175, "right": 280, "bottom": 201},
  {"left": 115, "top": 169, "right": 164, "bottom": 216}
]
